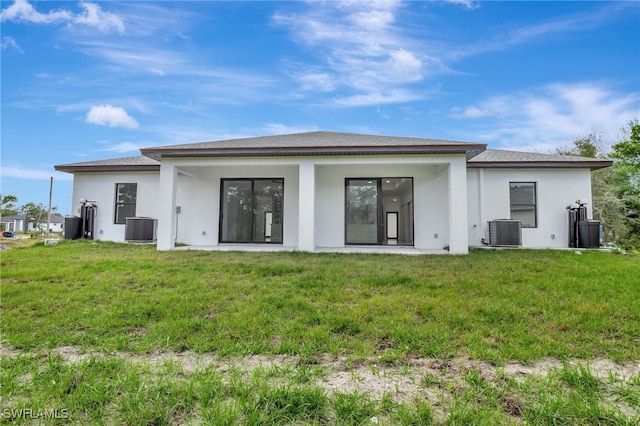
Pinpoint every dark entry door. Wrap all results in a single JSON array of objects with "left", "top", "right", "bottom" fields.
[
  {"left": 220, "top": 179, "right": 283, "bottom": 243},
  {"left": 345, "top": 178, "right": 413, "bottom": 245}
]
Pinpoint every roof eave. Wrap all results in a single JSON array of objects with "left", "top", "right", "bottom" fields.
[
  {"left": 54, "top": 165, "right": 161, "bottom": 173},
  {"left": 467, "top": 161, "right": 613, "bottom": 171},
  {"left": 140, "top": 144, "right": 487, "bottom": 160}
]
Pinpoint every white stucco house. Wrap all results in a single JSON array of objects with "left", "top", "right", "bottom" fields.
[
  {"left": 0, "top": 214, "right": 64, "bottom": 233},
  {"left": 54, "top": 131, "right": 611, "bottom": 254}
]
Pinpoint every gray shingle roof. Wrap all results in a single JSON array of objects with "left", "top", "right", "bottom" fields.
[
  {"left": 55, "top": 156, "right": 160, "bottom": 173},
  {"left": 468, "top": 149, "right": 612, "bottom": 170},
  {"left": 53, "top": 134, "right": 614, "bottom": 173},
  {"left": 140, "top": 131, "right": 487, "bottom": 160}
]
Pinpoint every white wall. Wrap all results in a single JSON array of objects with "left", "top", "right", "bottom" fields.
[
  {"left": 156, "top": 155, "right": 464, "bottom": 250},
  {"left": 314, "top": 162, "right": 452, "bottom": 250},
  {"left": 167, "top": 161, "right": 299, "bottom": 247},
  {"left": 467, "top": 168, "right": 593, "bottom": 248},
  {"left": 68, "top": 154, "right": 471, "bottom": 251},
  {"left": 71, "top": 172, "right": 160, "bottom": 242},
  {"left": 38, "top": 222, "right": 63, "bottom": 233}
]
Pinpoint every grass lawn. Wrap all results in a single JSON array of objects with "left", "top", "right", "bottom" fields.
[{"left": 1, "top": 240, "right": 639, "bottom": 424}]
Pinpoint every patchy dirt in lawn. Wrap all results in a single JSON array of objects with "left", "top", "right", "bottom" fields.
[{"left": 2, "top": 343, "right": 639, "bottom": 408}]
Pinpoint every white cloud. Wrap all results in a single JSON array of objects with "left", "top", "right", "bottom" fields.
[
  {"left": 444, "top": 0, "right": 479, "bottom": 10},
  {"left": 0, "top": 0, "right": 124, "bottom": 33},
  {"left": 388, "top": 49, "right": 423, "bottom": 83},
  {"left": 73, "top": 2, "right": 125, "bottom": 34},
  {"left": 333, "top": 89, "right": 423, "bottom": 107},
  {"left": 274, "top": 1, "right": 435, "bottom": 106},
  {"left": 349, "top": 8, "right": 395, "bottom": 28},
  {"left": 76, "top": 40, "right": 276, "bottom": 95},
  {"left": 449, "top": 82, "right": 640, "bottom": 151},
  {"left": 261, "top": 123, "right": 319, "bottom": 135},
  {"left": 98, "top": 142, "right": 147, "bottom": 153},
  {"left": 86, "top": 105, "right": 139, "bottom": 129},
  {"left": 377, "top": 107, "right": 390, "bottom": 120},
  {"left": 1, "top": 36, "right": 23, "bottom": 52},
  {"left": 0, "top": 0, "right": 71, "bottom": 24},
  {"left": 449, "top": 106, "right": 491, "bottom": 119},
  {"left": 449, "top": 97, "right": 511, "bottom": 119},
  {"left": 298, "top": 72, "right": 335, "bottom": 92},
  {"left": 1, "top": 166, "right": 73, "bottom": 181},
  {"left": 449, "top": 3, "right": 631, "bottom": 60}
]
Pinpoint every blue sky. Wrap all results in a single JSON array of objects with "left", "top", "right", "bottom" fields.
[{"left": 1, "top": 0, "right": 639, "bottom": 215}]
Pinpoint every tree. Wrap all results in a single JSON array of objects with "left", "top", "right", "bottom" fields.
[
  {"left": 611, "top": 119, "right": 640, "bottom": 184},
  {"left": 557, "top": 132, "right": 605, "bottom": 158},
  {"left": 1, "top": 194, "right": 19, "bottom": 217},
  {"left": 609, "top": 120, "right": 640, "bottom": 246},
  {"left": 19, "top": 202, "right": 49, "bottom": 233}
]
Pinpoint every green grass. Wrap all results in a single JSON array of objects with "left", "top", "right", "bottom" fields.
[
  {"left": 2, "top": 353, "right": 638, "bottom": 425},
  {"left": 1, "top": 240, "right": 639, "bottom": 424},
  {"left": 2, "top": 240, "right": 639, "bottom": 362}
]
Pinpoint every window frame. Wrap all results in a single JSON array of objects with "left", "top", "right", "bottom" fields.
[
  {"left": 344, "top": 177, "right": 414, "bottom": 246},
  {"left": 114, "top": 183, "right": 137, "bottom": 225},
  {"left": 218, "top": 178, "right": 284, "bottom": 244},
  {"left": 509, "top": 181, "right": 537, "bottom": 228}
]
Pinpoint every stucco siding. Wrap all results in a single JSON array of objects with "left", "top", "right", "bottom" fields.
[
  {"left": 467, "top": 168, "right": 593, "bottom": 248},
  {"left": 314, "top": 163, "right": 452, "bottom": 250},
  {"left": 71, "top": 172, "right": 160, "bottom": 242},
  {"left": 171, "top": 163, "right": 300, "bottom": 247}
]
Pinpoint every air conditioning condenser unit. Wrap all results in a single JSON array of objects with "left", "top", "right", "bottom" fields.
[
  {"left": 125, "top": 217, "right": 157, "bottom": 243},
  {"left": 488, "top": 220, "right": 522, "bottom": 247}
]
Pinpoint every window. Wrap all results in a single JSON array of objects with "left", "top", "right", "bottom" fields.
[
  {"left": 114, "top": 183, "right": 137, "bottom": 224},
  {"left": 510, "top": 182, "right": 536, "bottom": 228},
  {"left": 220, "top": 179, "right": 283, "bottom": 243},
  {"left": 345, "top": 178, "right": 414, "bottom": 245}
]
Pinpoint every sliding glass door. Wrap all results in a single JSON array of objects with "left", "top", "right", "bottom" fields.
[
  {"left": 220, "top": 179, "right": 283, "bottom": 243},
  {"left": 345, "top": 178, "right": 413, "bottom": 245},
  {"left": 345, "top": 179, "right": 380, "bottom": 244}
]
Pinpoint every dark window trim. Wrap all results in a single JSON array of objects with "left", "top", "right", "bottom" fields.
[
  {"left": 218, "top": 178, "right": 284, "bottom": 244},
  {"left": 509, "top": 181, "right": 537, "bottom": 228},
  {"left": 344, "top": 177, "right": 414, "bottom": 246},
  {"left": 114, "top": 183, "right": 137, "bottom": 225}
]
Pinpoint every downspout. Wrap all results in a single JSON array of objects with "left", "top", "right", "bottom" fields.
[{"left": 479, "top": 169, "right": 486, "bottom": 245}]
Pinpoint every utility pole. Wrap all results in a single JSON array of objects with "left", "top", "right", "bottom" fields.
[{"left": 47, "top": 176, "right": 53, "bottom": 234}]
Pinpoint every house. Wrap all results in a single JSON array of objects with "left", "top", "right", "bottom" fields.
[
  {"left": 54, "top": 131, "right": 612, "bottom": 254},
  {"left": 0, "top": 215, "right": 31, "bottom": 233},
  {"left": 0, "top": 214, "right": 64, "bottom": 233},
  {"left": 39, "top": 214, "right": 65, "bottom": 233}
]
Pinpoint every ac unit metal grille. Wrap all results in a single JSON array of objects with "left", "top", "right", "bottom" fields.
[
  {"left": 125, "top": 217, "right": 156, "bottom": 242},
  {"left": 488, "top": 220, "right": 522, "bottom": 247}
]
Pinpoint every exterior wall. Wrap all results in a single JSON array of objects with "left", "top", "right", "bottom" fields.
[
  {"left": 467, "top": 168, "right": 593, "bottom": 248},
  {"left": 70, "top": 172, "right": 160, "bottom": 242},
  {"left": 155, "top": 154, "right": 467, "bottom": 252},
  {"left": 37, "top": 221, "right": 64, "bottom": 233},
  {"left": 0, "top": 219, "right": 23, "bottom": 232},
  {"left": 314, "top": 162, "right": 451, "bottom": 250},
  {"left": 169, "top": 160, "right": 300, "bottom": 247},
  {"left": 65, "top": 158, "right": 596, "bottom": 251}
]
